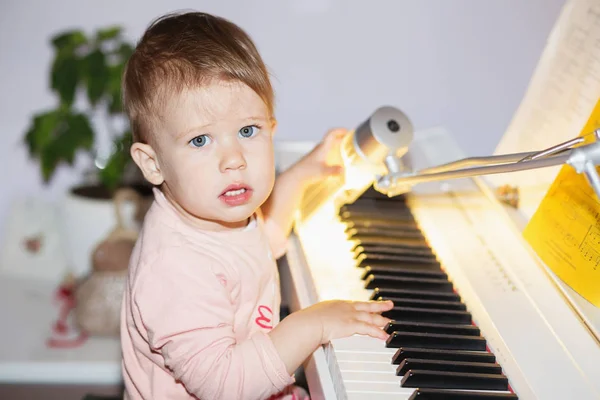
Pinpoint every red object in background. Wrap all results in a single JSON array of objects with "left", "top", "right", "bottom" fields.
[{"left": 46, "top": 276, "right": 88, "bottom": 349}]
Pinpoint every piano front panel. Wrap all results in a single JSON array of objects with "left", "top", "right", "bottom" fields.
[{"left": 284, "top": 130, "right": 600, "bottom": 400}]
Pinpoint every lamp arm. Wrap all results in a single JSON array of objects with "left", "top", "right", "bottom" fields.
[{"left": 375, "top": 131, "right": 600, "bottom": 200}]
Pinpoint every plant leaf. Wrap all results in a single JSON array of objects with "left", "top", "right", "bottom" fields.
[
  {"left": 37, "top": 112, "right": 95, "bottom": 182},
  {"left": 96, "top": 26, "right": 121, "bottom": 41},
  {"left": 84, "top": 49, "right": 109, "bottom": 106},
  {"left": 51, "top": 30, "right": 87, "bottom": 50},
  {"left": 27, "top": 110, "right": 95, "bottom": 182},
  {"left": 51, "top": 50, "right": 80, "bottom": 107},
  {"left": 40, "top": 140, "right": 61, "bottom": 182},
  {"left": 24, "top": 110, "right": 62, "bottom": 155},
  {"left": 66, "top": 112, "right": 95, "bottom": 152}
]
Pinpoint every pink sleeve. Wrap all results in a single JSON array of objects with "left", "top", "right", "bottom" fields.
[
  {"left": 257, "top": 208, "right": 289, "bottom": 259},
  {"left": 134, "top": 247, "right": 294, "bottom": 399}
]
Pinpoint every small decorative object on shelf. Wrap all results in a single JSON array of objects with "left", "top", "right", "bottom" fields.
[{"left": 74, "top": 188, "right": 143, "bottom": 337}]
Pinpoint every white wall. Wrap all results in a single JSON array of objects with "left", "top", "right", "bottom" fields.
[{"left": 0, "top": 0, "right": 565, "bottom": 240}]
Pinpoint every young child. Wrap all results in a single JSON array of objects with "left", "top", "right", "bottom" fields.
[{"left": 120, "top": 11, "right": 394, "bottom": 400}]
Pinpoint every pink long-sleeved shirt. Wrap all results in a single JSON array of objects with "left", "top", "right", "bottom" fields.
[{"left": 121, "top": 188, "right": 296, "bottom": 399}]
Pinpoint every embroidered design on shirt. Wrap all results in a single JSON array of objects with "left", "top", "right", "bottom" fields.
[{"left": 254, "top": 305, "right": 273, "bottom": 329}]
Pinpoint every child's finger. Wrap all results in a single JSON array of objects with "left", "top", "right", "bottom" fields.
[
  {"left": 353, "top": 300, "right": 394, "bottom": 312},
  {"left": 325, "top": 128, "right": 348, "bottom": 140},
  {"left": 321, "top": 164, "right": 343, "bottom": 177},
  {"left": 322, "top": 128, "right": 348, "bottom": 149},
  {"left": 373, "top": 314, "right": 392, "bottom": 328},
  {"left": 354, "top": 311, "right": 392, "bottom": 328},
  {"left": 354, "top": 321, "right": 389, "bottom": 340}
]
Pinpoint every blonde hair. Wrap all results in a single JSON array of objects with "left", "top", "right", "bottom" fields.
[{"left": 122, "top": 11, "right": 274, "bottom": 143}]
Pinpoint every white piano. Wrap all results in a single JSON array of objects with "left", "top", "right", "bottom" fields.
[
  {"left": 276, "top": 125, "right": 600, "bottom": 400},
  {"left": 276, "top": 1, "right": 600, "bottom": 397}
]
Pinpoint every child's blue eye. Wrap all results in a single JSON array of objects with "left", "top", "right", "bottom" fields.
[
  {"left": 239, "top": 125, "right": 258, "bottom": 138},
  {"left": 189, "top": 135, "right": 211, "bottom": 148}
]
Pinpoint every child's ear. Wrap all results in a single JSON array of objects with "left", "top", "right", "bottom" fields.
[
  {"left": 130, "top": 143, "right": 164, "bottom": 185},
  {"left": 270, "top": 118, "right": 278, "bottom": 136}
]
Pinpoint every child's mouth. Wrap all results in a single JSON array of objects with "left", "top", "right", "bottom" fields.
[
  {"left": 223, "top": 188, "right": 247, "bottom": 197},
  {"left": 220, "top": 185, "right": 252, "bottom": 206}
]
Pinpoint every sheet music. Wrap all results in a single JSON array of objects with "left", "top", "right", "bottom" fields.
[
  {"left": 523, "top": 104, "right": 600, "bottom": 306},
  {"left": 491, "top": 0, "right": 600, "bottom": 220}
]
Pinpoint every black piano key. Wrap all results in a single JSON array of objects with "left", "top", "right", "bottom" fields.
[
  {"left": 346, "top": 226, "right": 424, "bottom": 239},
  {"left": 354, "top": 186, "right": 407, "bottom": 201},
  {"left": 355, "top": 246, "right": 436, "bottom": 259},
  {"left": 348, "top": 190, "right": 408, "bottom": 202},
  {"left": 365, "top": 274, "right": 454, "bottom": 292},
  {"left": 408, "top": 388, "right": 518, "bottom": 399},
  {"left": 401, "top": 369, "right": 509, "bottom": 391},
  {"left": 392, "top": 347, "right": 496, "bottom": 365},
  {"left": 339, "top": 210, "right": 415, "bottom": 223},
  {"left": 354, "top": 245, "right": 435, "bottom": 259},
  {"left": 397, "top": 358, "right": 503, "bottom": 376},
  {"left": 361, "top": 265, "right": 448, "bottom": 280},
  {"left": 341, "top": 197, "right": 411, "bottom": 209},
  {"left": 386, "top": 332, "right": 487, "bottom": 351},
  {"left": 347, "top": 194, "right": 405, "bottom": 203},
  {"left": 383, "top": 306, "right": 472, "bottom": 324},
  {"left": 351, "top": 235, "right": 429, "bottom": 249},
  {"left": 382, "top": 306, "right": 472, "bottom": 325},
  {"left": 384, "top": 321, "right": 480, "bottom": 336},
  {"left": 370, "top": 287, "right": 461, "bottom": 302},
  {"left": 360, "top": 261, "right": 445, "bottom": 274},
  {"left": 355, "top": 242, "right": 428, "bottom": 252},
  {"left": 378, "top": 297, "right": 466, "bottom": 311},
  {"left": 344, "top": 217, "right": 419, "bottom": 230},
  {"left": 342, "top": 200, "right": 411, "bottom": 213},
  {"left": 358, "top": 253, "right": 438, "bottom": 264},
  {"left": 358, "top": 255, "right": 441, "bottom": 268},
  {"left": 353, "top": 240, "right": 434, "bottom": 252},
  {"left": 345, "top": 221, "right": 419, "bottom": 232}
]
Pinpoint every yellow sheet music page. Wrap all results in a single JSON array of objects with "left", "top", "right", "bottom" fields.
[{"left": 524, "top": 98, "right": 600, "bottom": 307}]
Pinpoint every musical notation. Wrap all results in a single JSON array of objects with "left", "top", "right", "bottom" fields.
[
  {"left": 580, "top": 225, "right": 600, "bottom": 269},
  {"left": 490, "top": 0, "right": 600, "bottom": 220},
  {"left": 524, "top": 99, "right": 600, "bottom": 307}
]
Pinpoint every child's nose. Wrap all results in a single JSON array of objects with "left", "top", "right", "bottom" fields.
[{"left": 219, "top": 146, "right": 247, "bottom": 172}]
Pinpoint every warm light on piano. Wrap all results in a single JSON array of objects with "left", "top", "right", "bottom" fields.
[
  {"left": 284, "top": 126, "right": 600, "bottom": 399},
  {"left": 295, "top": 197, "right": 367, "bottom": 302}
]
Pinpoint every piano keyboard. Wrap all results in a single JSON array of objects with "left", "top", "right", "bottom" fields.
[
  {"left": 282, "top": 129, "right": 600, "bottom": 400},
  {"left": 328, "top": 186, "right": 518, "bottom": 399}
]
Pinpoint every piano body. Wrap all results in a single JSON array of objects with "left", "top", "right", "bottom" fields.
[
  {"left": 275, "top": 1, "right": 600, "bottom": 397},
  {"left": 276, "top": 126, "right": 600, "bottom": 400}
]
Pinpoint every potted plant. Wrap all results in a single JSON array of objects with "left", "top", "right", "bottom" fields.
[{"left": 23, "top": 26, "right": 151, "bottom": 278}]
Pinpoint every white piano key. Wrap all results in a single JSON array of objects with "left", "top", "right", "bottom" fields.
[
  {"left": 347, "top": 389, "right": 519, "bottom": 400},
  {"left": 337, "top": 360, "right": 396, "bottom": 373},
  {"left": 343, "top": 380, "right": 413, "bottom": 396},
  {"left": 334, "top": 351, "right": 394, "bottom": 363},
  {"left": 347, "top": 392, "right": 412, "bottom": 400},
  {"left": 331, "top": 335, "right": 394, "bottom": 352},
  {"left": 340, "top": 369, "right": 401, "bottom": 384}
]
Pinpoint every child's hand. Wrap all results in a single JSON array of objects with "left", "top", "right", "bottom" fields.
[
  {"left": 268, "top": 299, "right": 393, "bottom": 375},
  {"left": 297, "top": 128, "right": 348, "bottom": 182},
  {"left": 301, "top": 299, "right": 394, "bottom": 343}
]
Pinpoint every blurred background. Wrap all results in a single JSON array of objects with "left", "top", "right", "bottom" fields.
[
  {"left": 0, "top": 0, "right": 565, "bottom": 240},
  {"left": 0, "top": 0, "right": 567, "bottom": 398}
]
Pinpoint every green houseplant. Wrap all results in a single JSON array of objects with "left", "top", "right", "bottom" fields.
[
  {"left": 24, "top": 26, "right": 138, "bottom": 195},
  {"left": 23, "top": 26, "right": 152, "bottom": 278}
]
